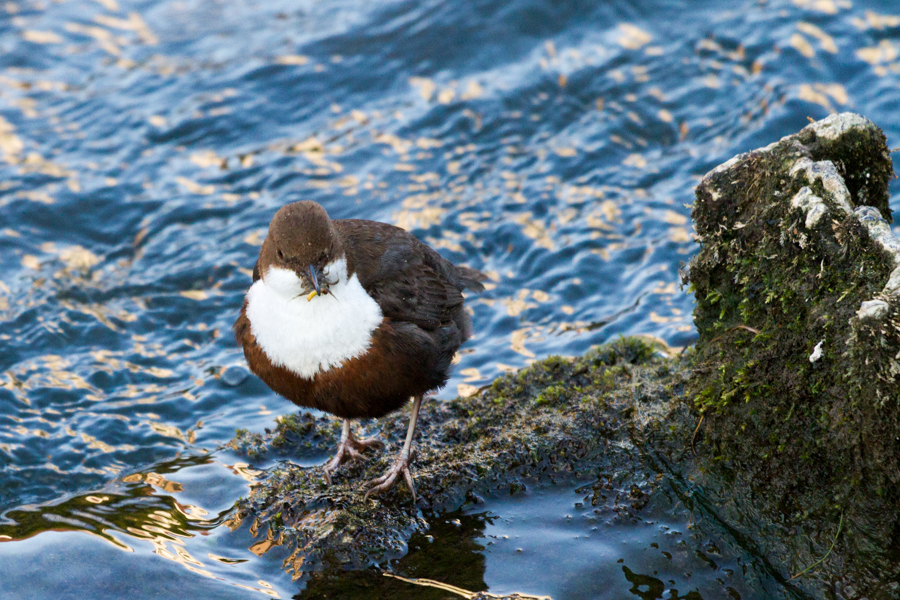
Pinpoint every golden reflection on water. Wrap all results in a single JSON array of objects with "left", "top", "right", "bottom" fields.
[
  {"left": 226, "top": 462, "right": 265, "bottom": 484},
  {"left": 212, "top": 67, "right": 701, "bottom": 359},
  {"left": 1, "top": 0, "right": 897, "bottom": 592},
  {"left": 0, "top": 461, "right": 280, "bottom": 598}
]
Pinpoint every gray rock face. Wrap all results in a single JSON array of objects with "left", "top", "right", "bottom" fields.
[
  {"left": 857, "top": 299, "right": 890, "bottom": 320},
  {"left": 806, "top": 112, "right": 872, "bottom": 140},
  {"left": 853, "top": 205, "right": 900, "bottom": 298}
]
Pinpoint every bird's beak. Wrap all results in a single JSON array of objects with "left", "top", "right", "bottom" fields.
[{"left": 307, "top": 264, "right": 321, "bottom": 301}]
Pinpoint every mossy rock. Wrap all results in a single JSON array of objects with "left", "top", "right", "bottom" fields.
[
  {"left": 225, "top": 337, "right": 686, "bottom": 580},
  {"left": 683, "top": 113, "right": 900, "bottom": 594},
  {"left": 795, "top": 113, "right": 893, "bottom": 221}
]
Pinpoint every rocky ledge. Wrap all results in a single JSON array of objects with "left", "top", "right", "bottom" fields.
[
  {"left": 227, "top": 338, "right": 685, "bottom": 577},
  {"left": 228, "top": 113, "right": 900, "bottom": 598}
]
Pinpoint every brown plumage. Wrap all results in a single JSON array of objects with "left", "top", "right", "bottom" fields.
[{"left": 234, "top": 201, "right": 485, "bottom": 500}]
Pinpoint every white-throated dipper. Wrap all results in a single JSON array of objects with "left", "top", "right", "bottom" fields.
[{"left": 234, "top": 201, "right": 485, "bottom": 501}]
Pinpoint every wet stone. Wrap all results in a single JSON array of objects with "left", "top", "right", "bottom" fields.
[{"left": 683, "top": 112, "right": 900, "bottom": 597}]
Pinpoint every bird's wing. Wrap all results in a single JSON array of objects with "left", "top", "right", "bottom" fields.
[{"left": 334, "top": 220, "right": 476, "bottom": 331}]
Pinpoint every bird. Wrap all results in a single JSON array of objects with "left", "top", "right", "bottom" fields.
[{"left": 233, "top": 200, "right": 485, "bottom": 501}]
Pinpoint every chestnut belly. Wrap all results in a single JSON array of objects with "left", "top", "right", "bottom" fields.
[{"left": 236, "top": 314, "right": 457, "bottom": 420}]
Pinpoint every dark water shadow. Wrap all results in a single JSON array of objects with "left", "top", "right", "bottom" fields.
[{"left": 296, "top": 511, "right": 493, "bottom": 599}]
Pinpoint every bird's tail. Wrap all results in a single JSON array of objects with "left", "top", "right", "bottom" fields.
[{"left": 455, "top": 266, "right": 488, "bottom": 293}]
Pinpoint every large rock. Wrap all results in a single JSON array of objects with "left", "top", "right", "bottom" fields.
[{"left": 683, "top": 112, "right": 900, "bottom": 596}]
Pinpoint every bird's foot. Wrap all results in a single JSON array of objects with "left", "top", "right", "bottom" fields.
[
  {"left": 323, "top": 434, "right": 383, "bottom": 485},
  {"left": 363, "top": 447, "right": 417, "bottom": 502}
]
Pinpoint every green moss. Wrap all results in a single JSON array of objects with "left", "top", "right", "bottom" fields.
[
  {"left": 684, "top": 114, "right": 900, "bottom": 526},
  {"left": 227, "top": 428, "right": 268, "bottom": 460},
  {"left": 225, "top": 413, "right": 337, "bottom": 459}
]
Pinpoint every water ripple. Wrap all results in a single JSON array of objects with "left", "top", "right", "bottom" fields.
[{"left": 0, "top": 0, "right": 898, "bottom": 596}]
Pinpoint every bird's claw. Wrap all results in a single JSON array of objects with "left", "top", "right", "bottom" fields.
[
  {"left": 322, "top": 435, "right": 383, "bottom": 485},
  {"left": 364, "top": 447, "right": 417, "bottom": 502}
]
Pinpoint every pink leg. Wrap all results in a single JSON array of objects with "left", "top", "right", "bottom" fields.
[
  {"left": 322, "top": 419, "right": 383, "bottom": 485},
  {"left": 364, "top": 394, "right": 422, "bottom": 502}
]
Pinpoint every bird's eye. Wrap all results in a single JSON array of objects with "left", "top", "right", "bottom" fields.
[{"left": 277, "top": 249, "right": 284, "bottom": 259}]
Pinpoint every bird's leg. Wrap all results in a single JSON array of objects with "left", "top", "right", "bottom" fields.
[
  {"left": 323, "top": 419, "right": 383, "bottom": 485},
  {"left": 364, "top": 394, "right": 422, "bottom": 502}
]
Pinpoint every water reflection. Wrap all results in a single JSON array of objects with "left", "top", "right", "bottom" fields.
[
  {"left": 297, "top": 512, "right": 493, "bottom": 600},
  {"left": 622, "top": 566, "right": 702, "bottom": 600},
  {"left": 465, "top": 471, "right": 779, "bottom": 600},
  {"left": 1, "top": 0, "right": 899, "bottom": 596},
  {"left": 0, "top": 455, "right": 287, "bottom": 598},
  {"left": 278, "top": 473, "right": 775, "bottom": 599}
]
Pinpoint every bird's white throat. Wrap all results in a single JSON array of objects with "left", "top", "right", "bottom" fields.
[{"left": 245, "top": 258, "right": 383, "bottom": 378}]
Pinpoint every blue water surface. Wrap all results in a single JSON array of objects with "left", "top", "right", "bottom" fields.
[{"left": 1, "top": 0, "right": 899, "bottom": 597}]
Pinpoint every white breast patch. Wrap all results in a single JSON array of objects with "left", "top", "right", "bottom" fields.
[{"left": 245, "top": 258, "right": 383, "bottom": 379}]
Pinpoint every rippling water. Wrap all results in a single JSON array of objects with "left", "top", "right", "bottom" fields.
[{"left": 1, "top": 0, "right": 899, "bottom": 597}]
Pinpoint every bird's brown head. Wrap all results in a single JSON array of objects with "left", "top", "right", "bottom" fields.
[{"left": 259, "top": 201, "right": 344, "bottom": 299}]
